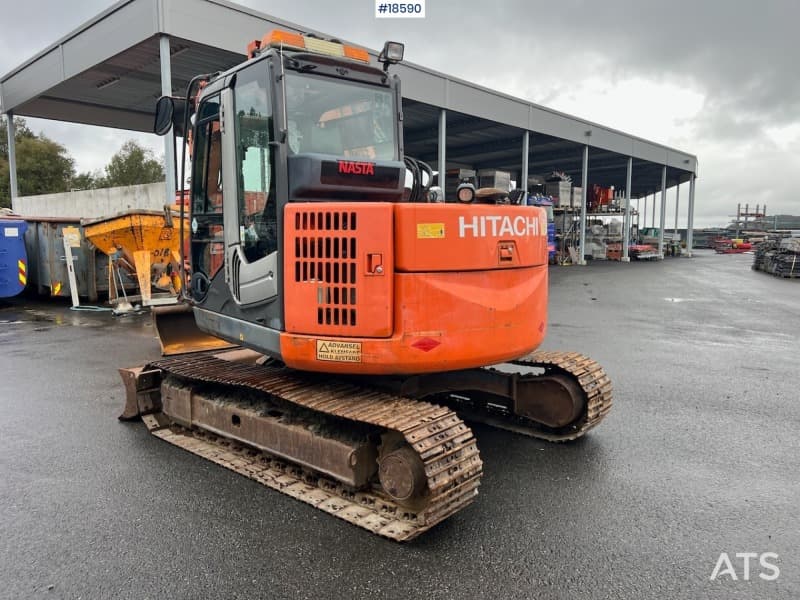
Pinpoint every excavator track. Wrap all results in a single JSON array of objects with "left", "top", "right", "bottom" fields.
[
  {"left": 444, "top": 350, "right": 613, "bottom": 442},
  {"left": 141, "top": 353, "right": 483, "bottom": 542},
  {"left": 513, "top": 350, "right": 613, "bottom": 441}
]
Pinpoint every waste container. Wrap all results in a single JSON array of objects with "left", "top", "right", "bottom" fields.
[{"left": 0, "top": 219, "right": 29, "bottom": 298}]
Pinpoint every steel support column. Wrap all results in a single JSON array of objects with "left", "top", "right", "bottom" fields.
[
  {"left": 651, "top": 193, "right": 656, "bottom": 228},
  {"left": 159, "top": 35, "right": 177, "bottom": 200},
  {"left": 643, "top": 193, "right": 647, "bottom": 230},
  {"left": 438, "top": 109, "right": 446, "bottom": 180},
  {"left": 622, "top": 157, "right": 632, "bottom": 262},
  {"left": 578, "top": 144, "right": 589, "bottom": 265},
  {"left": 5, "top": 111, "right": 19, "bottom": 201},
  {"left": 674, "top": 181, "right": 680, "bottom": 236},
  {"left": 686, "top": 174, "right": 696, "bottom": 256},
  {"left": 658, "top": 166, "right": 667, "bottom": 257},
  {"left": 520, "top": 131, "right": 529, "bottom": 194}
]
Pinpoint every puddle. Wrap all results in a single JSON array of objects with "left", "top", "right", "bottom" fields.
[
  {"left": 24, "top": 310, "right": 57, "bottom": 323},
  {"left": 0, "top": 298, "right": 160, "bottom": 342}
]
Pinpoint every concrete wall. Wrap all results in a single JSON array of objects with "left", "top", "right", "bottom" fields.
[{"left": 12, "top": 182, "right": 168, "bottom": 218}]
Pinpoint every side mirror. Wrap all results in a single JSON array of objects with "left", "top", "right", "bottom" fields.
[
  {"left": 154, "top": 96, "right": 189, "bottom": 137},
  {"left": 154, "top": 96, "right": 174, "bottom": 136}
]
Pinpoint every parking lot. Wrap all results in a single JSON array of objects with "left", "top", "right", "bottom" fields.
[{"left": 1, "top": 251, "right": 798, "bottom": 599}]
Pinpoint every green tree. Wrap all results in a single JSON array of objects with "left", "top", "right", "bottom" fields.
[
  {"left": 0, "top": 162, "right": 8, "bottom": 208},
  {"left": 71, "top": 170, "right": 105, "bottom": 190},
  {"left": 103, "top": 140, "right": 164, "bottom": 187},
  {"left": 15, "top": 136, "right": 75, "bottom": 197},
  {"left": 0, "top": 116, "right": 35, "bottom": 157},
  {"left": 1, "top": 117, "right": 74, "bottom": 208}
]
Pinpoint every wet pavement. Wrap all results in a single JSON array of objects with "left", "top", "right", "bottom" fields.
[{"left": 1, "top": 250, "right": 798, "bottom": 599}]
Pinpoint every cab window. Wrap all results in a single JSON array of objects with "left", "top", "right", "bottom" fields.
[
  {"left": 234, "top": 66, "right": 277, "bottom": 263},
  {"left": 190, "top": 96, "right": 224, "bottom": 280}
]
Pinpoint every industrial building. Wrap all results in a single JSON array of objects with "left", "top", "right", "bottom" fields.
[{"left": 1, "top": 0, "right": 698, "bottom": 264}]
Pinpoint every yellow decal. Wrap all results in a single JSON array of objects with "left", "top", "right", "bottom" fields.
[
  {"left": 416, "top": 223, "right": 445, "bottom": 239},
  {"left": 53, "top": 282, "right": 62, "bottom": 295},
  {"left": 63, "top": 226, "right": 81, "bottom": 248},
  {"left": 316, "top": 340, "right": 362, "bottom": 363}
]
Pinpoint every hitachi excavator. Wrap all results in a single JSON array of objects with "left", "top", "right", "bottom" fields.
[{"left": 119, "top": 30, "right": 612, "bottom": 541}]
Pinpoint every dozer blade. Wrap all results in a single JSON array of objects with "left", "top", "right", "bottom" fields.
[
  {"left": 118, "top": 347, "right": 263, "bottom": 420},
  {"left": 151, "top": 303, "right": 235, "bottom": 355}
]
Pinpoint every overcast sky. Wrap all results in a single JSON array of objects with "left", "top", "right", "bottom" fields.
[{"left": 1, "top": 0, "right": 798, "bottom": 228}]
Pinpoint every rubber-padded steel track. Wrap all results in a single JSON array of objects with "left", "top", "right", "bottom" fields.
[
  {"left": 144, "top": 354, "right": 483, "bottom": 541},
  {"left": 448, "top": 351, "right": 613, "bottom": 442}
]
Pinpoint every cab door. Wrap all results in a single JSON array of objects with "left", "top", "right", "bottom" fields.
[
  {"left": 188, "top": 96, "right": 225, "bottom": 300},
  {"left": 220, "top": 65, "right": 279, "bottom": 306}
]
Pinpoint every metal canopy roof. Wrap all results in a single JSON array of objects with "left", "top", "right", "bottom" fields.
[{"left": 0, "top": 0, "right": 697, "bottom": 198}]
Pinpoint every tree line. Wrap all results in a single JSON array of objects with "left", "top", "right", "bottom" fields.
[{"left": 1, "top": 116, "right": 164, "bottom": 209}]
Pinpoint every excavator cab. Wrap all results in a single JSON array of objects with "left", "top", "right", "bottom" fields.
[{"left": 168, "top": 33, "right": 407, "bottom": 361}]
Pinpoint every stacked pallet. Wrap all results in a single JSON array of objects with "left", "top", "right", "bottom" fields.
[{"left": 752, "top": 238, "right": 800, "bottom": 278}]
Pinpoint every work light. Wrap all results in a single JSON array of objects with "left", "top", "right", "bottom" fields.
[{"left": 379, "top": 41, "right": 405, "bottom": 70}]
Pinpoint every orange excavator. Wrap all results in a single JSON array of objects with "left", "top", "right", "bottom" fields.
[{"left": 119, "top": 30, "right": 612, "bottom": 541}]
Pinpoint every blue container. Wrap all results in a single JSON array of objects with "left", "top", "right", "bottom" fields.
[{"left": 0, "top": 219, "right": 29, "bottom": 298}]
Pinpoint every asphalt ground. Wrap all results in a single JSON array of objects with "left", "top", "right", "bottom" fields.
[{"left": 1, "top": 250, "right": 798, "bottom": 600}]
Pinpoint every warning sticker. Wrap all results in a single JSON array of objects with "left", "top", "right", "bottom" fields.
[
  {"left": 416, "top": 223, "right": 445, "bottom": 239},
  {"left": 316, "top": 340, "right": 362, "bottom": 363}
]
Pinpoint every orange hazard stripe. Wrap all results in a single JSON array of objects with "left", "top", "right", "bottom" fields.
[{"left": 18, "top": 260, "right": 27, "bottom": 285}]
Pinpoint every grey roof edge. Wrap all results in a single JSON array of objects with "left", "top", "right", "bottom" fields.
[{"left": 0, "top": 0, "right": 139, "bottom": 84}]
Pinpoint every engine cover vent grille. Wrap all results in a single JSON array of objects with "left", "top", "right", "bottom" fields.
[
  {"left": 294, "top": 210, "right": 358, "bottom": 328},
  {"left": 284, "top": 204, "right": 393, "bottom": 338}
]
